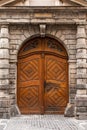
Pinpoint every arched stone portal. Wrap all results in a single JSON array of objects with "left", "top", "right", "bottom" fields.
[{"left": 17, "top": 36, "right": 68, "bottom": 114}]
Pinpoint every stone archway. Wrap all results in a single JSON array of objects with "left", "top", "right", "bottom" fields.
[{"left": 17, "top": 36, "right": 69, "bottom": 114}]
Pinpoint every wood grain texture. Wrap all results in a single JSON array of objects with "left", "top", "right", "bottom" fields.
[
  {"left": 17, "top": 37, "right": 68, "bottom": 114},
  {"left": 44, "top": 55, "right": 68, "bottom": 114}
]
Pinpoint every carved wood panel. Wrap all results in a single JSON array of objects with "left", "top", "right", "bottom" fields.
[
  {"left": 18, "top": 37, "right": 68, "bottom": 114},
  {"left": 44, "top": 55, "right": 68, "bottom": 114},
  {"left": 17, "top": 55, "right": 42, "bottom": 114}
]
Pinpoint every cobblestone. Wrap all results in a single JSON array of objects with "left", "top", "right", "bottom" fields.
[
  {"left": 0, "top": 115, "right": 87, "bottom": 130},
  {"left": 0, "top": 115, "right": 82, "bottom": 130}
]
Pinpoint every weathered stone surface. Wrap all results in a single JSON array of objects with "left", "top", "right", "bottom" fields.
[
  {"left": 76, "top": 84, "right": 87, "bottom": 89},
  {"left": 77, "top": 79, "right": 86, "bottom": 85},
  {"left": 75, "top": 95, "right": 87, "bottom": 100},
  {"left": 77, "top": 69, "right": 86, "bottom": 74},
  {"left": 76, "top": 107, "right": 87, "bottom": 112},
  {"left": 76, "top": 26, "right": 86, "bottom": 39},
  {"left": 10, "top": 105, "right": 20, "bottom": 117},
  {"left": 0, "top": 7, "right": 86, "bottom": 119},
  {"left": 76, "top": 74, "right": 87, "bottom": 79},
  {"left": 76, "top": 53, "right": 87, "bottom": 59},
  {"left": 75, "top": 113, "right": 87, "bottom": 120},
  {"left": 0, "top": 64, "right": 9, "bottom": 69},
  {"left": 0, "top": 24, "right": 10, "bottom": 119},
  {"left": 75, "top": 23, "right": 87, "bottom": 120},
  {"left": 77, "top": 90, "right": 87, "bottom": 95},
  {"left": 76, "top": 42, "right": 87, "bottom": 49},
  {"left": 0, "top": 39, "right": 9, "bottom": 49},
  {"left": 76, "top": 101, "right": 87, "bottom": 107},
  {"left": 64, "top": 103, "right": 75, "bottom": 117},
  {"left": 76, "top": 63, "right": 87, "bottom": 68},
  {"left": 0, "top": 49, "right": 9, "bottom": 59}
]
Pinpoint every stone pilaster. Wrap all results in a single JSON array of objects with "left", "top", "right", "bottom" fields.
[
  {"left": 75, "top": 23, "right": 87, "bottom": 119},
  {"left": 0, "top": 24, "right": 10, "bottom": 118}
]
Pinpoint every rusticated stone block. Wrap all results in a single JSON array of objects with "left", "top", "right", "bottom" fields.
[
  {"left": 77, "top": 90, "right": 87, "bottom": 95},
  {"left": 0, "top": 69, "right": 9, "bottom": 75},
  {"left": 0, "top": 108, "right": 10, "bottom": 113},
  {"left": 9, "top": 74, "right": 16, "bottom": 79},
  {"left": 75, "top": 95, "right": 87, "bottom": 100},
  {"left": 69, "top": 55, "right": 76, "bottom": 60},
  {"left": 76, "top": 74, "right": 87, "bottom": 79},
  {"left": 77, "top": 79, "right": 86, "bottom": 84},
  {"left": 0, "top": 38, "right": 9, "bottom": 49},
  {"left": 76, "top": 84, "right": 87, "bottom": 89},
  {"left": 9, "top": 84, "right": 16, "bottom": 89},
  {"left": 9, "top": 89, "right": 16, "bottom": 94},
  {"left": 0, "top": 64, "right": 9, "bottom": 69},
  {"left": 2, "top": 113, "right": 10, "bottom": 119},
  {"left": 77, "top": 49, "right": 86, "bottom": 53},
  {"left": 77, "top": 69, "right": 86, "bottom": 74},
  {"left": 10, "top": 55, "right": 17, "bottom": 60},
  {"left": 77, "top": 38, "right": 86, "bottom": 45},
  {"left": 10, "top": 50, "right": 17, "bottom": 55},
  {"left": 1, "top": 26, "right": 9, "bottom": 33},
  {"left": 69, "top": 88, "right": 76, "bottom": 94},
  {"left": 0, "top": 85, "right": 9, "bottom": 89},
  {"left": 76, "top": 107, "right": 87, "bottom": 112},
  {"left": 0, "top": 79, "right": 9, "bottom": 86},
  {"left": 0, "top": 49, "right": 9, "bottom": 59},
  {"left": 67, "top": 40, "right": 76, "bottom": 45},
  {"left": 77, "top": 59, "right": 86, "bottom": 63},
  {"left": 76, "top": 101, "right": 87, "bottom": 107},
  {"left": 76, "top": 53, "right": 87, "bottom": 59},
  {"left": 76, "top": 63, "right": 87, "bottom": 68},
  {"left": 0, "top": 33, "right": 9, "bottom": 38},
  {"left": 69, "top": 50, "right": 76, "bottom": 55},
  {"left": 75, "top": 113, "right": 87, "bottom": 120},
  {"left": 0, "top": 74, "right": 9, "bottom": 79},
  {"left": 0, "top": 100, "right": 10, "bottom": 108},
  {"left": 77, "top": 26, "right": 86, "bottom": 39},
  {"left": 69, "top": 45, "right": 76, "bottom": 49},
  {"left": 9, "top": 59, "right": 17, "bottom": 63},
  {"left": 76, "top": 42, "right": 87, "bottom": 49}
]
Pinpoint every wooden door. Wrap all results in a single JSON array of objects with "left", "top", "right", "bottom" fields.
[
  {"left": 17, "top": 37, "right": 68, "bottom": 114},
  {"left": 44, "top": 55, "right": 68, "bottom": 114},
  {"left": 17, "top": 54, "right": 43, "bottom": 114}
]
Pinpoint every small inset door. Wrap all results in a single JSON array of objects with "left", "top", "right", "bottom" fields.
[{"left": 17, "top": 37, "right": 68, "bottom": 114}]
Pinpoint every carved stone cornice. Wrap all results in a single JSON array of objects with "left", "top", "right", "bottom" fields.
[
  {"left": 0, "top": 7, "right": 86, "bottom": 25},
  {"left": 0, "top": 0, "right": 87, "bottom": 6}
]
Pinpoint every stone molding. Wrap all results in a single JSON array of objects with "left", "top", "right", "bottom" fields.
[
  {"left": 0, "top": 7, "right": 86, "bottom": 25},
  {"left": 39, "top": 24, "right": 46, "bottom": 37}
]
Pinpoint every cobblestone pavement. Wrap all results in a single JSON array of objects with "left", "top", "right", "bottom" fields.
[{"left": 0, "top": 115, "right": 87, "bottom": 130}]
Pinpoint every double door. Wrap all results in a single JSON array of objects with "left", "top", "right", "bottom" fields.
[{"left": 17, "top": 37, "right": 68, "bottom": 114}]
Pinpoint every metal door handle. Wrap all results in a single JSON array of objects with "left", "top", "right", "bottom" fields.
[{"left": 44, "top": 81, "right": 46, "bottom": 88}]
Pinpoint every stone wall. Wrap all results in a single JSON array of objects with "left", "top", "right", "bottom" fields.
[
  {"left": 9, "top": 24, "right": 77, "bottom": 116},
  {"left": 0, "top": 7, "right": 87, "bottom": 119}
]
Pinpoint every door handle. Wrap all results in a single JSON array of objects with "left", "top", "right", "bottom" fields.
[{"left": 44, "top": 81, "right": 46, "bottom": 88}]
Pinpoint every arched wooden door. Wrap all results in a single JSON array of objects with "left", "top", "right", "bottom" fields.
[{"left": 17, "top": 37, "right": 68, "bottom": 114}]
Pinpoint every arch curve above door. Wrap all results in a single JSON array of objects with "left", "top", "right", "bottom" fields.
[
  {"left": 18, "top": 37, "right": 68, "bottom": 59},
  {"left": 17, "top": 36, "right": 68, "bottom": 114}
]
